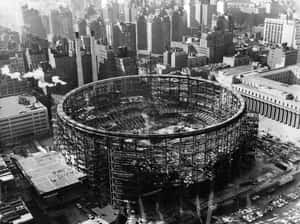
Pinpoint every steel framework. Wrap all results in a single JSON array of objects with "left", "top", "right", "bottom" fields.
[{"left": 54, "top": 75, "right": 257, "bottom": 207}]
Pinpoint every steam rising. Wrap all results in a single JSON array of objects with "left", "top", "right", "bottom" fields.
[
  {"left": 1, "top": 65, "right": 22, "bottom": 80},
  {"left": 52, "top": 76, "right": 67, "bottom": 85},
  {"left": 1, "top": 65, "right": 67, "bottom": 94}
]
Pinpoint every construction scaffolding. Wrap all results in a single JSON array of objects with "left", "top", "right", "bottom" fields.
[{"left": 54, "top": 75, "right": 258, "bottom": 208}]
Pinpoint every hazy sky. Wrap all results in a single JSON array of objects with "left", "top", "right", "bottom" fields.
[
  {"left": 1, "top": 0, "right": 300, "bottom": 30},
  {"left": 0, "top": 0, "right": 22, "bottom": 30}
]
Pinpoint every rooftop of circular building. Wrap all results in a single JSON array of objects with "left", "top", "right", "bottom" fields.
[{"left": 57, "top": 74, "right": 246, "bottom": 139}]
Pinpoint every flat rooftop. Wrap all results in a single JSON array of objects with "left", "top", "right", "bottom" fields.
[
  {"left": 16, "top": 152, "right": 86, "bottom": 195},
  {"left": 0, "top": 157, "right": 14, "bottom": 182},
  {"left": 0, "top": 95, "right": 46, "bottom": 119},
  {"left": 0, "top": 199, "right": 33, "bottom": 224},
  {"left": 218, "top": 65, "right": 254, "bottom": 77},
  {"left": 236, "top": 65, "right": 300, "bottom": 104}
]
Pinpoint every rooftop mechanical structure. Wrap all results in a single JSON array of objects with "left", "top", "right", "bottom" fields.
[{"left": 54, "top": 75, "right": 258, "bottom": 207}]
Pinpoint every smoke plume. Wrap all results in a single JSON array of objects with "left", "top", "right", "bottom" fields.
[
  {"left": 1, "top": 65, "right": 22, "bottom": 80},
  {"left": 1, "top": 65, "right": 67, "bottom": 94},
  {"left": 52, "top": 76, "right": 67, "bottom": 85}
]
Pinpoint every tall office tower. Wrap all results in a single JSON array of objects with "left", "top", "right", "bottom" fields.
[
  {"left": 162, "top": 16, "right": 171, "bottom": 51},
  {"left": 202, "top": 2, "right": 217, "bottom": 31},
  {"left": 184, "top": 0, "right": 199, "bottom": 28},
  {"left": 90, "top": 31, "right": 98, "bottom": 82},
  {"left": 147, "top": 15, "right": 170, "bottom": 54},
  {"left": 198, "top": 30, "right": 234, "bottom": 63},
  {"left": 112, "top": 23, "right": 137, "bottom": 54},
  {"left": 96, "top": 44, "right": 117, "bottom": 79},
  {"left": 213, "top": 15, "right": 234, "bottom": 32},
  {"left": 41, "top": 15, "right": 50, "bottom": 35},
  {"left": 263, "top": 16, "right": 296, "bottom": 47},
  {"left": 169, "top": 8, "right": 187, "bottom": 42},
  {"left": 103, "top": 1, "right": 120, "bottom": 24},
  {"left": 22, "top": 5, "right": 47, "bottom": 39},
  {"left": 50, "top": 7, "right": 73, "bottom": 40},
  {"left": 195, "top": 0, "right": 202, "bottom": 25},
  {"left": 78, "top": 19, "right": 88, "bottom": 36},
  {"left": 71, "top": 0, "right": 85, "bottom": 17},
  {"left": 89, "top": 19, "right": 107, "bottom": 41},
  {"left": 124, "top": 1, "right": 138, "bottom": 23},
  {"left": 74, "top": 32, "right": 84, "bottom": 86},
  {"left": 106, "top": 23, "right": 113, "bottom": 47},
  {"left": 137, "top": 15, "right": 148, "bottom": 50}
]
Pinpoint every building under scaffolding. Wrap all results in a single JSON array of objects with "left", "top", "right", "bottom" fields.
[{"left": 54, "top": 75, "right": 258, "bottom": 208}]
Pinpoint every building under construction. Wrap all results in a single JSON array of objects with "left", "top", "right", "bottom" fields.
[{"left": 54, "top": 75, "right": 258, "bottom": 208}]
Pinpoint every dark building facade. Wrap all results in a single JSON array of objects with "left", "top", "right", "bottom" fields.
[
  {"left": 170, "top": 8, "right": 187, "bottom": 42},
  {"left": 137, "top": 15, "right": 148, "bottom": 50},
  {"left": 112, "top": 23, "right": 137, "bottom": 54}
]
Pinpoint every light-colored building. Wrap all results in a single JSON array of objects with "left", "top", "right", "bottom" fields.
[
  {"left": 0, "top": 95, "right": 49, "bottom": 145},
  {"left": 184, "top": 0, "right": 199, "bottom": 28},
  {"left": 223, "top": 54, "right": 250, "bottom": 67},
  {"left": 267, "top": 47, "right": 297, "bottom": 69},
  {"left": 294, "top": 20, "right": 300, "bottom": 63},
  {"left": 147, "top": 15, "right": 171, "bottom": 54},
  {"left": 16, "top": 151, "right": 86, "bottom": 207},
  {"left": 233, "top": 65, "right": 300, "bottom": 128},
  {"left": 0, "top": 199, "right": 34, "bottom": 224},
  {"left": 263, "top": 17, "right": 296, "bottom": 47}
]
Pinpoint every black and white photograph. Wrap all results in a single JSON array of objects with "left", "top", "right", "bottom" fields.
[{"left": 1, "top": 0, "right": 300, "bottom": 223}]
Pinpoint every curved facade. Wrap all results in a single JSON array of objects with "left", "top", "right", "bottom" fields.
[{"left": 54, "top": 75, "right": 257, "bottom": 207}]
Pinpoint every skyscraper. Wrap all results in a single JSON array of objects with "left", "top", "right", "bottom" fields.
[
  {"left": 202, "top": 2, "right": 217, "bottom": 31},
  {"left": 198, "top": 30, "right": 234, "bottom": 63},
  {"left": 124, "top": 1, "right": 138, "bottom": 23},
  {"left": 137, "top": 15, "right": 148, "bottom": 50},
  {"left": 49, "top": 7, "right": 73, "bottom": 40},
  {"left": 184, "top": 0, "right": 199, "bottom": 28},
  {"left": 22, "top": 5, "right": 47, "bottom": 39},
  {"left": 78, "top": 19, "right": 88, "bottom": 36},
  {"left": 112, "top": 22, "right": 137, "bottom": 54},
  {"left": 169, "top": 8, "right": 187, "bottom": 42},
  {"left": 103, "top": 1, "right": 120, "bottom": 24},
  {"left": 147, "top": 15, "right": 170, "bottom": 54},
  {"left": 295, "top": 20, "right": 300, "bottom": 63},
  {"left": 89, "top": 19, "right": 107, "bottom": 41}
]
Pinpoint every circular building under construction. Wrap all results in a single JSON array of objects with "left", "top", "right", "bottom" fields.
[{"left": 54, "top": 75, "right": 257, "bottom": 207}]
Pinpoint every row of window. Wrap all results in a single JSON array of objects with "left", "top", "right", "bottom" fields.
[{"left": 236, "top": 87, "right": 299, "bottom": 111}]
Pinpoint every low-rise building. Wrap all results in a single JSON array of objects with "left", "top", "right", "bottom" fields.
[
  {"left": 0, "top": 156, "right": 15, "bottom": 200},
  {"left": 171, "top": 50, "right": 188, "bottom": 69},
  {"left": 0, "top": 74, "right": 30, "bottom": 98},
  {"left": 0, "top": 199, "right": 34, "bottom": 224},
  {"left": 233, "top": 65, "right": 300, "bottom": 128},
  {"left": 0, "top": 95, "right": 50, "bottom": 145},
  {"left": 115, "top": 56, "right": 138, "bottom": 76},
  {"left": 267, "top": 47, "right": 298, "bottom": 69},
  {"left": 15, "top": 151, "right": 87, "bottom": 208},
  {"left": 187, "top": 56, "right": 208, "bottom": 67},
  {"left": 223, "top": 54, "right": 250, "bottom": 67},
  {"left": 8, "top": 51, "right": 26, "bottom": 74}
]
